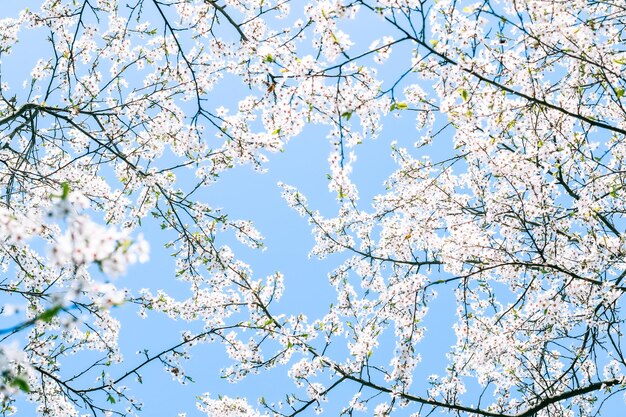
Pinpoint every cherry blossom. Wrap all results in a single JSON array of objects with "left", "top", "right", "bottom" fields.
[{"left": 1, "top": 0, "right": 625, "bottom": 416}]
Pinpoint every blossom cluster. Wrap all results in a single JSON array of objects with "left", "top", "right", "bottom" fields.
[
  {"left": 52, "top": 215, "right": 149, "bottom": 277},
  {"left": 1, "top": 0, "right": 625, "bottom": 417}
]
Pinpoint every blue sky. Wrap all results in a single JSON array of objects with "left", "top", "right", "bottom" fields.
[
  {"left": 105, "top": 122, "right": 461, "bottom": 416},
  {"left": 3, "top": 2, "right": 626, "bottom": 416}
]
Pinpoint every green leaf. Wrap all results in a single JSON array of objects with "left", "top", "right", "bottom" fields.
[
  {"left": 9, "top": 376, "right": 30, "bottom": 393},
  {"left": 460, "top": 89, "right": 469, "bottom": 101},
  {"left": 59, "top": 182, "right": 70, "bottom": 200},
  {"left": 107, "top": 394, "right": 116, "bottom": 404},
  {"left": 271, "top": 128, "right": 281, "bottom": 135},
  {"left": 39, "top": 305, "right": 62, "bottom": 323},
  {"left": 119, "top": 239, "right": 132, "bottom": 252},
  {"left": 616, "top": 88, "right": 625, "bottom": 99},
  {"left": 341, "top": 111, "right": 352, "bottom": 120},
  {"left": 390, "top": 102, "right": 408, "bottom": 111}
]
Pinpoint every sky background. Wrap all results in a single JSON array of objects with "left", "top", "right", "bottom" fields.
[
  {"left": 2, "top": 1, "right": 625, "bottom": 416},
  {"left": 106, "top": 114, "right": 460, "bottom": 416}
]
